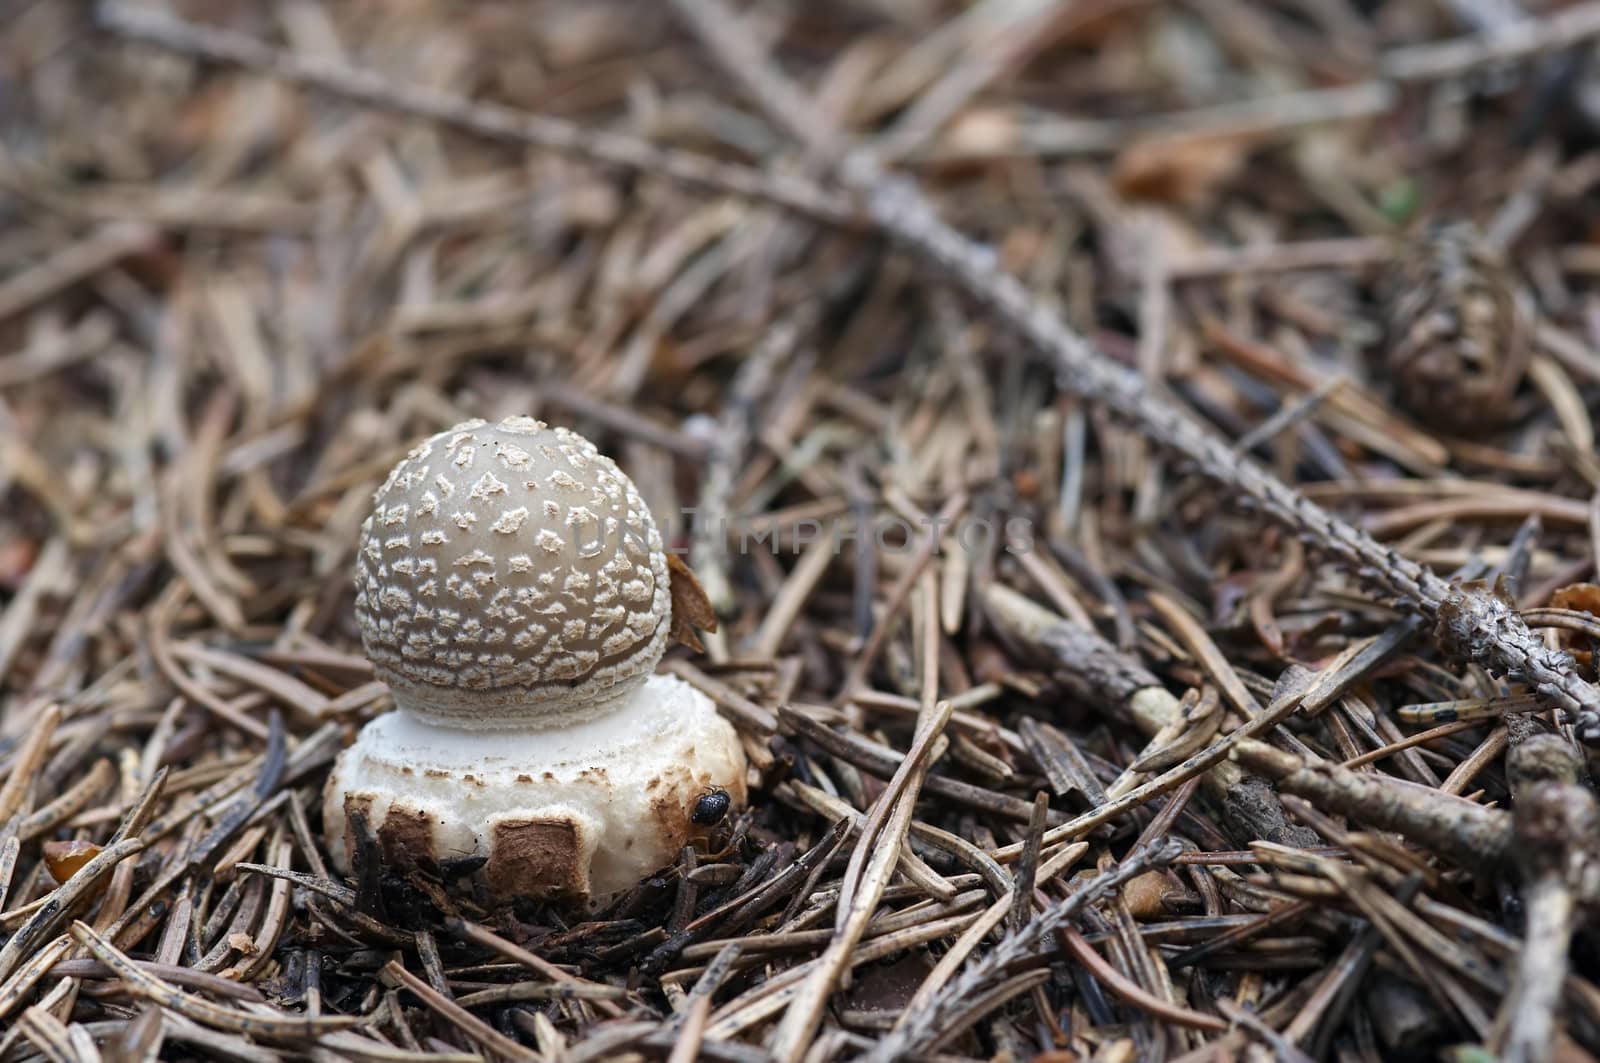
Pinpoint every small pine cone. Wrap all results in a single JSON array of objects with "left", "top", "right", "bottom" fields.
[{"left": 1380, "top": 222, "right": 1532, "bottom": 432}]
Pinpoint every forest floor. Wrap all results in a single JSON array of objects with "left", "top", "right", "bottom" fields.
[{"left": 4, "top": 1, "right": 1600, "bottom": 1060}]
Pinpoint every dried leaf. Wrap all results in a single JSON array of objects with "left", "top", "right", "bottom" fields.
[
  {"left": 1113, "top": 134, "right": 1251, "bottom": 208},
  {"left": 667, "top": 552, "right": 718, "bottom": 653},
  {"left": 938, "top": 107, "right": 1017, "bottom": 157},
  {"left": 0, "top": 537, "right": 39, "bottom": 589},
  {"left": 43, "top": 840, "right": 104, "bottom": 886},
  {"left": 1551, "top": 583, "right": 1600, "bottom": 617},
  {"left": 1120, "top": 868, "right": 1197, "bottom": 919},
  {"left": 1548, "top": 583, "right": 1600, "bottom": 670}
]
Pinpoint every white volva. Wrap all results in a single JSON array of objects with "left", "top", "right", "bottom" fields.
[{"left": 324, "top": 416, "right": 745, "bottom": 900}]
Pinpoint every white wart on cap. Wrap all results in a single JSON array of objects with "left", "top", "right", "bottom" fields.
[{"left": 325, "top": 417, "right": 746, "bottom": 900}]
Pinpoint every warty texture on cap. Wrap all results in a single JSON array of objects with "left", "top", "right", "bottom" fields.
[{"left": 353, "top": 416, "right": 670, "bottom": 727}]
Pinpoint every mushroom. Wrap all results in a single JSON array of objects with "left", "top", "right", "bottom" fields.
[{"left": 323, "top": 416, "right": 746, "bottom": 900}]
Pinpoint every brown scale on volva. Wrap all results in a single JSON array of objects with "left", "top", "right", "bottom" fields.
[
  {"left": 487, "top": 818, "right": 585, "bottom": 899},
  {"left": 375, "top": 804, "right": 437, "bottom": 873},
  {"left": 323, "top": 417, "right": 746, "bottom": 903}
]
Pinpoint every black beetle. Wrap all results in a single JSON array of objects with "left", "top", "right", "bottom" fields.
[{"left": 691, "top": 787, "right": 732, "bottom": 826}]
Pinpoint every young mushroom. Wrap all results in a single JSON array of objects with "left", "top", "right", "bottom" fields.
[{"left": 323, "top": 416, "right": 746, "bottom": 901}]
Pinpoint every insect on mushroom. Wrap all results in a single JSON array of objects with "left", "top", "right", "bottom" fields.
[
  {"left": 691, "top": 786, "right": 732, "bottom": 826},
  {"left": 323, "top": 417, "right": 746, "bottom": 902}
]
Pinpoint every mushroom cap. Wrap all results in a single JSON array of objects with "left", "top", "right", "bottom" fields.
[
  {"left": 323, "top": 674, "right": 746, "bottom": 899},
  {"left": 355, "top": 417, "right": 670, "bottom": 727}
]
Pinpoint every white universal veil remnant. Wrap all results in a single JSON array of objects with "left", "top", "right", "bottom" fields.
[{"left": 324, "top": 416, "right": 746, "bottom": 900}]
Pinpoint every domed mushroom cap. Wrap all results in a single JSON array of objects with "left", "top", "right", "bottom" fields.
[{"left": 355, "top": 417, "right": 669, "bottom": 727}]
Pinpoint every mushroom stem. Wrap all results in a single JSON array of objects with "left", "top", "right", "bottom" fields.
[{"left": 326, "top": 674, "right": 746, "bottom": 899}]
